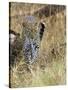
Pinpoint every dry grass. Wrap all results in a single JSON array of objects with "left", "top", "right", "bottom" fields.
[
  {"left": 10, "top": 57, "right": 66, "bottom": 87},
  {"left": 9, "top": 3, "right": 66, "bottom": 88}
]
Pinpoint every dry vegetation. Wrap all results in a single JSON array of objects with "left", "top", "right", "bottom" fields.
[{"left": 9, "top": 2, "right": 66, "bottom": 88}]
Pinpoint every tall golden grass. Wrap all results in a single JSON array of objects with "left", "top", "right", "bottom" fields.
[{"left": 9, "top": 3, "right": 66, "bottom": 88}]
